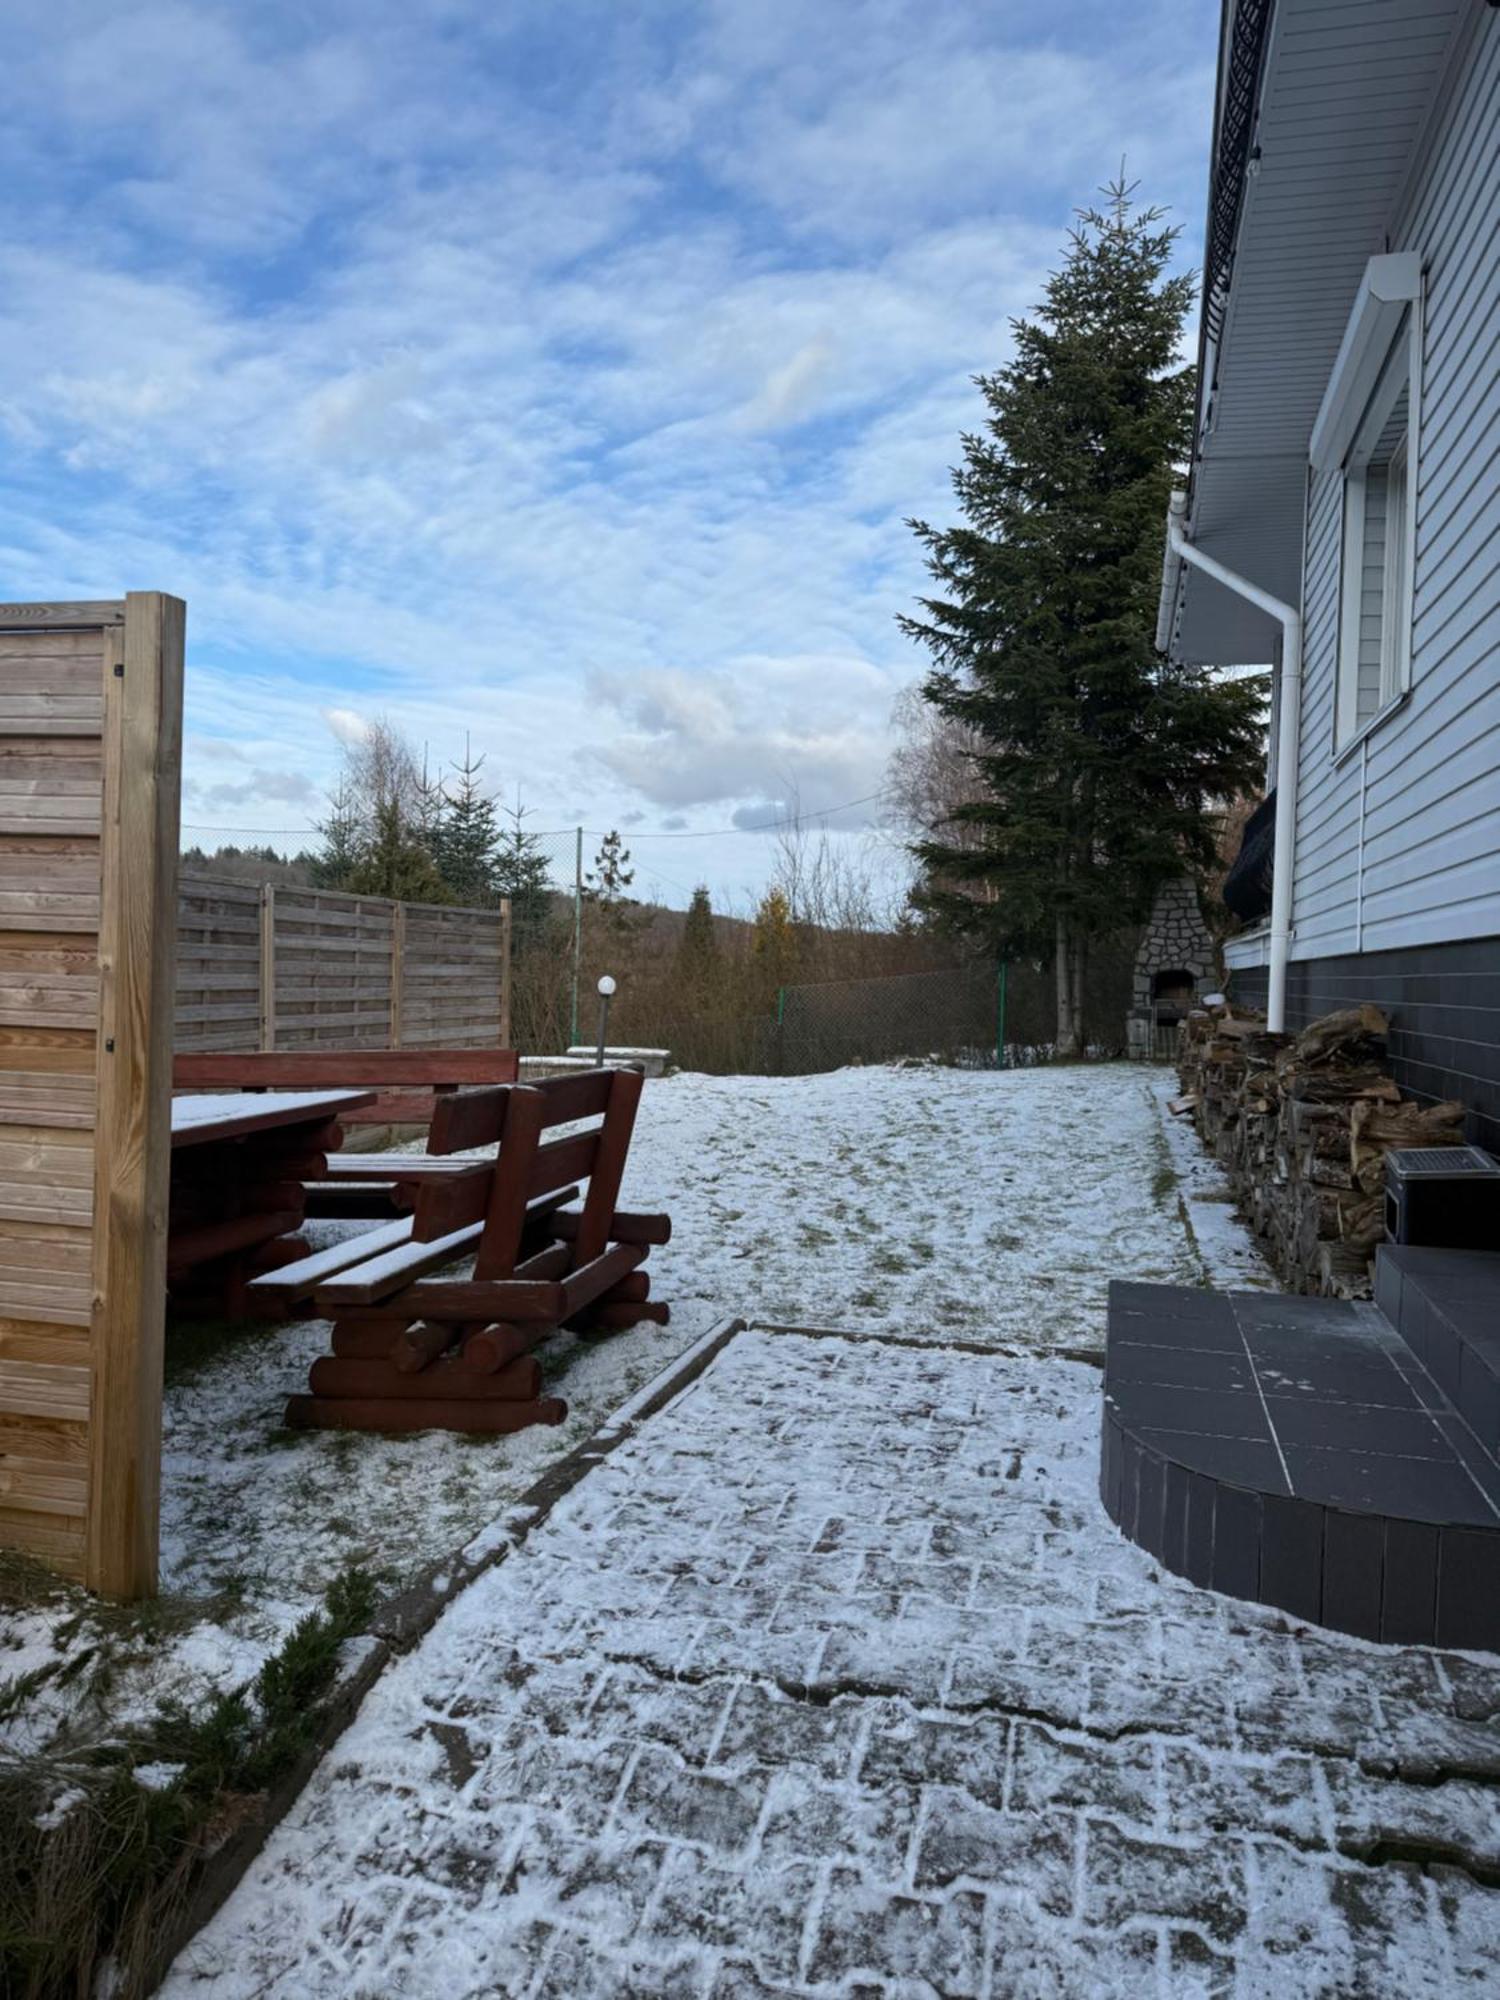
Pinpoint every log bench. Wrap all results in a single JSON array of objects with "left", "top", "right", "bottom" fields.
[{"left": 276, "top": 1066, "right": 671, "bottom": 1435}]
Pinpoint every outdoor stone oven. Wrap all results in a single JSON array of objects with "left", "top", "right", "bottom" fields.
[{"left": 1127, "top": 878, "right": 1216, "bottom": 1058}]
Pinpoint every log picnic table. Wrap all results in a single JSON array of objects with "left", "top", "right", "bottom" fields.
[{"left": 168, "top": 1088, "right": 376, "bottom": 1316}]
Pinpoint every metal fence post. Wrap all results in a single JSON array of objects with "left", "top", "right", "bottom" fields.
[
  {"left": 995, "top": 958, "right": 1007, "bottom": 1069},
  {"left": 570, "top": 826, "right": 584, "bottom": 1048}
]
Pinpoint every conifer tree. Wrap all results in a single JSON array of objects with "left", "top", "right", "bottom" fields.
[
  {"left": 310, "top": 780, "right": 362, "bottom": 889},
  {"left": 903, "top": 182, "right": 1264, "bottom": 1054},
  {"left": 412, "top": 749, "right": 448, "bottom": 864},
  {"left": 584, "top": 829, "right": 644, "bottom": 942},
  {"left": 493, "top": 798, "right": 555, "bottom": 945},
  {"left": 435, "top": 738, "right": 502, "bottom": 907},
  {"left": 345, "top": 797, "right": 452, "bottom": 902},
  {"left": 676, "top": 884, "right": 719, "bottom": 987}
]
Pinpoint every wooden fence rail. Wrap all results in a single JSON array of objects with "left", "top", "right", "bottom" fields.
[{"left": 176, "top": 876, "right": 512, "bottom": 1054}]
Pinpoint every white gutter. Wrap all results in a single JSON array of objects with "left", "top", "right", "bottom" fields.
[{"left": 1163, "top": 490, "right": 1301, "bottom": 1034}]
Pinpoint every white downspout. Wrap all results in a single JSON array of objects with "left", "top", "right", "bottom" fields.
[{"left": 1164, "top": 491, "right": 1302, "bottom": 1034}]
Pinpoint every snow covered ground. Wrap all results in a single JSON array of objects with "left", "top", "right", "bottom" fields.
[
  {"left": 164, "top": 1324, "right": 1500, "bottom": 1998},
  {"left": 3, "top": 1064, "right": 1256, "bottom": 1762}
]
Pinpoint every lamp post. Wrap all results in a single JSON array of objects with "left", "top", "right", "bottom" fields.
[{"left": 594, "top": 974, "right": 616, "bottom": 1066}]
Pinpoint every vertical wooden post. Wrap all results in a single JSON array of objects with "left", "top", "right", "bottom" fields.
[
  {"left": 258, "top": 882, "right": 277, "bottom": 1052},
  {"left": 88, "top": 591, "right": 184, "bottom": 1598},
  {"left": 499, "top": 896, "right": 512, "bottom": 1049},
  {"left": 390, "top": 901, "right": 406, "bottom": 1048}
]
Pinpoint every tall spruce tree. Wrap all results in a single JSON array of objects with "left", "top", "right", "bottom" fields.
[
  {"left": 903, "top": 183, "right": 1264, "bottom": 1054},
  {"left": 493, "top": 797, "right": 555, "bottom": 945},
  {"left": 436, "top": 738, "right": 502, "bottom": 907}
]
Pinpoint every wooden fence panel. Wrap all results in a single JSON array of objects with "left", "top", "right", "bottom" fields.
[
  {"left": 400, "top": 903, "right": 504, "bottom": 1048},
  {"left": 0, "top": 596, "right": 182, "bottom": 1595},
  {"left": 272, "top": 887, "right": 396, "bottom": 1048},
  {"left": 175, "top": 878, "right": 261, "bottom": 1050},
  {"left": 174, "top": 880, "right": 510, "bottom": 1053}
]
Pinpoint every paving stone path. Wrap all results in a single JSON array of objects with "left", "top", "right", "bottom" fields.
[{"left": 165, "top": 1328, "right": 1500, "bottom": 1998}]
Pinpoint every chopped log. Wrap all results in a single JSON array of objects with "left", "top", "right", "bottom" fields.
[
  {"left": 284, "top": 1394, "right": 567, "bottom": 1434},
  {"left": 551, "top": 1207, "right": 672, "bottom": 1247},
  {"left": 559, "top": 1242, "right": 648, "bottom": 1319},
  {"left": 330, "top": 1321, "right": 403, "bottom": 1360},
  {"left": 352, "top": 1275, "right": 568, "bottom": 1322},
  {"left": 1167, "top": 1094, "right": 1198, "bottom": 1116},
  {"left": 1349, "top": 1097, "right": 1466, "bottom": 1191},
  {"left": 392, "top": 1322, "right": 459, "bottom": 1374},
  {"left": 595, "top": 1271, "right": 650, "bottom": 1304},
  {"left": 578, "top": 1301, "right": 670, "bottom": 1331},
  {"left": 306, "top": 1355, "right": 542, "bottom": 1401},
  {"left": 461, "top": 1322, "right": 545, "bottom": 1373},
  {"left": 1287, "top": 1004, "right": 1388, "bottom": 1067},
  {"left": 1314, "top": 1240, "right": 1375, "bottom": 1299},
  {"left": 166, "top": 1209, "right": 301, "bottom": 1279},
  {"left": 1174, "top": 997, "right": 1453, "bottom": 1303}
]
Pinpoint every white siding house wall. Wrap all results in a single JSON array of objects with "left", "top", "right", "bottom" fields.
[{"left": 1289, "top": 13, "right": 1500, "bottom": 961}]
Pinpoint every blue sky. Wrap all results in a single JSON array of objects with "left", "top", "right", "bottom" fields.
[{"left": 0, "top": 0, "right": 1219, "bottom": 907}]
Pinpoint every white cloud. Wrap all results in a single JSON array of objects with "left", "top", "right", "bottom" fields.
[
  {"left": 321, "top": 708, "right": 373, "bottom": 747},
  {"left": 587, "top": 656, "right": 895, "bottom": 817},
  {"left": 0, "top": 0, "right": 1220, "bottom": 906}
]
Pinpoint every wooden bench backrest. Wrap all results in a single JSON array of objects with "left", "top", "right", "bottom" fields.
[
  {"left": 425, "top": 1068, "right": 644, "bottom": 1280},
  {"left": 173, "top": 1049, "right": 519, "bottom": 1125}
]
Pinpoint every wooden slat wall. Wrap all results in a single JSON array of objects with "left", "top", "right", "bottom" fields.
[
  {"left": 401, "top": 902, "right": 505, "bottom": 1049},
  {"left": 273, "top": 887, "right": 395, "bottom": 1049},
  {"left": 175, "top": 880, "right": 508, "bottom": 1051},
  {"left": 175, "top": 878, "right": 261, "bottom": 1050},
  {"left": 0, "top": 597, "right": 183, "bottom": 1594}
]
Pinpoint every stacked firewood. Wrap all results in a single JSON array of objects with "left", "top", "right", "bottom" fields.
[{"left": 1175, "top": 1001, "right": 1466, "bottom": 1297}]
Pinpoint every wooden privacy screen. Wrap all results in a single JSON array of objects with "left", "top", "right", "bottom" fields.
[
  {"left": 175, "top": 880, "right": 511, "bottom": 1051},
  {"left": 0, "top": 597, "right": 184, "bottom": 1596}
]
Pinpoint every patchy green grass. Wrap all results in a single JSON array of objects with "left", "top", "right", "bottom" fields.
[
  {"left": 871, "top": 1247, "right": 911, "bottom": 1276},
  {"left": 795, "top": 1222, "right": 836, "bottom": 1251},
  {"left": 1, "top": 1567, "right": 376, "bottom": 2000}
]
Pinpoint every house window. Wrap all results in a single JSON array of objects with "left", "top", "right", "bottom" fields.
[{"left": 1337, "top": 320, "right": 1415, "bottom": 746}]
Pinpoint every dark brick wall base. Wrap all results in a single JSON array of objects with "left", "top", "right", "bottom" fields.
[{"left": 1229, "top": 936, "right": 1500, "bottom": 1155}]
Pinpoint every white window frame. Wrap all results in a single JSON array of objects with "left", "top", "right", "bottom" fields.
[{"left": 1335, "top": 323, "right": 1417, "bottom": 748}]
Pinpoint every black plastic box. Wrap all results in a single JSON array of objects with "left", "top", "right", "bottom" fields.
[{"left": 1385, "top": 1146, "right": 1500, "bottom": 1249}]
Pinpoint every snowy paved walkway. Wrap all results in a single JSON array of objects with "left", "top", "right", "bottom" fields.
[{"left": 166, "top": 1325, "right": 1500, "bottom": 1999}]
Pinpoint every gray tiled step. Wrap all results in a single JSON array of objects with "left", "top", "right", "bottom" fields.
[
  {"left": 1376, "top": 1245, "right": 1500, "bottom": 1453},
  {"left": 1100, "top": 1277, "right": 1500, "bottom": 1650}
]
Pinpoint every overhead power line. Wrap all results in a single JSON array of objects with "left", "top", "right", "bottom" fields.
[{"left": 179, "top": 787, "right": 893, "bottom": 844}]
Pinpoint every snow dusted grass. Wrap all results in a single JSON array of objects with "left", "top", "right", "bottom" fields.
[{"left": 2, "top": 1062, "right": 1262, "bottom": 1763}]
